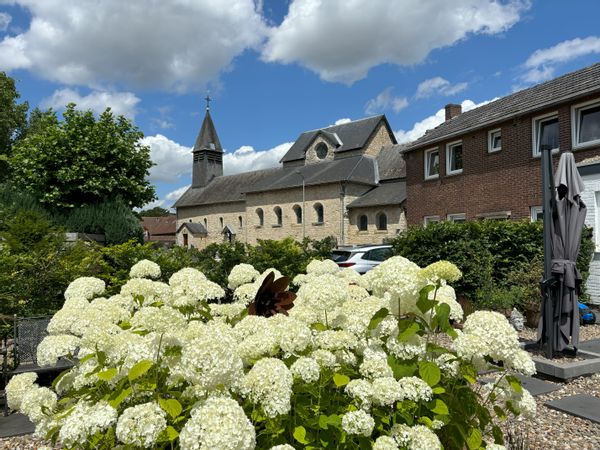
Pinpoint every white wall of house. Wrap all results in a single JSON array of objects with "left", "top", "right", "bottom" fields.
[{"left": 581, "top": 168, "right": 600, "bottom": 305}]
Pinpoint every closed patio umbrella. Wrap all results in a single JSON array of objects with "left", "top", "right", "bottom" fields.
[{"left": 539, "top": 151, "right": 586, "bottom": 357}]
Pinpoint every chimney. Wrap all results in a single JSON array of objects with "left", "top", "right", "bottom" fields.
[{"left": 445, "top": 103, "right": 462, "bottom": 121}]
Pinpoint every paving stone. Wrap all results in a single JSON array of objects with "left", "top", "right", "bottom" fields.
[
  {"left": 546, "top": 394, "right": 600, "bottom": 424},
  {"left": 515, "top": 374, "right": 561, "bottom": 396},
  {"left": 578, "top": 339, "right": 600, "bottom": 355},
  {"left": 0, "top": 413, "right": 34, "bottom": 438}
]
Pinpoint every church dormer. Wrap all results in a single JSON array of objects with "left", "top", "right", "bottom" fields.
[{"left": 192, "top": 96, "right": 223, "bottom": 188}]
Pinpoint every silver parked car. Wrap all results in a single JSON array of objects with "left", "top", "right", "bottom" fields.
[{"left": 331, "top": 245, "right": 393, "bottom": 274}]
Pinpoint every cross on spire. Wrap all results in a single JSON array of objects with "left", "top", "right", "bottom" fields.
[{"left": 205, "top": 92, "right": 211, "bottom": 111}]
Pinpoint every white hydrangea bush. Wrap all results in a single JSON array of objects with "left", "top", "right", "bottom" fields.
[{"left": 10, "top": 257, "right": 535, "bottom": 449}]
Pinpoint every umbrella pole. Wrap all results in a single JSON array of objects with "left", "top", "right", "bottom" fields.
[{"left": 541, "top": 144, "right": 555, "bottom": 358}]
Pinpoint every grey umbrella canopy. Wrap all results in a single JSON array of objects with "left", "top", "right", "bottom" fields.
[{"left": 539, "top": 151, "right": 587, "bottom": 354}]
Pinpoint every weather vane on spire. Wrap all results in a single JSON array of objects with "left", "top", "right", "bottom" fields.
[{"left": 205, "top": 91, "right": 211, "bottom": 111}]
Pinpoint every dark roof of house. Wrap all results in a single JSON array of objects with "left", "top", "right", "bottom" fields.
[
  {"left": 376, "top": 144, "right": 406, "bottom": 180},
  {"left": 193, "top": 109, "right": 222, "bottom": 153},
  {"left": 281, "top": 115, "right": 396, "bottom": 162},
  {"left": 347, "top": 181, "right": 406, "bottom": 209},
  {"left": 173, "top": 168, "right": 279, "bottom": 208},
  {"left": 176, "top": 222, "right": 208, "bottom": 235},
  {"left": 244, "top": 155, "right": 378, "bottom": 193},
  {"left": 403, "top": 63, "right": 600, "bottom": 152},
  {"left": 141, "top": 216, "right": 176, "bottom": 236}
]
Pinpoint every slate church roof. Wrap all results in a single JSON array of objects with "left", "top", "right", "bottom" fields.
[
  {"left": 193, "top": 109, "right": 222, "bottom": 152},
  {"left": 280, "top": 115, "right": 396, "bottom": 163}
]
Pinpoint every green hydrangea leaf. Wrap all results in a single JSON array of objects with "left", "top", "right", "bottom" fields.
[
  {"left": 333, "top": 373, "right": 350, "bottom": 387},
  {"left": 128, "top": 360, "right": 153, "bottom": 382}
]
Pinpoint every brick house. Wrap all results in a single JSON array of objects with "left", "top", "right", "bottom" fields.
[
  {"left": 174, "top": 107, "right": 407, "bottom": 249},
  {"left": 141, "top": 216, "right": 176, "bottom": 246},
  {"left": 401, "top": 62, "right": 600, "bottom": 303},
  {"left": 401, "top": 63, "right": 600, "bottom": 226}
]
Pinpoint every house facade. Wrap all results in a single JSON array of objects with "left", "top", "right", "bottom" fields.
[
  {"left": 174, "top": 108, "right": 407, "bottom": 249},
  {"left": 141, "top": 216, "right": 176, "bottom": 246},
  {"left": 401, "top": 63, "right": 600, "bottom": 303}
]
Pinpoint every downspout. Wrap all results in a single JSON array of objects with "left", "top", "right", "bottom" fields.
[{"left": 340, "top": 181, "right": 346, "bottom": 246}]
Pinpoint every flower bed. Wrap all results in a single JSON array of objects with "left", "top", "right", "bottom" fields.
[{"left": 7, "top": 257, "right": 536, "bottom": 449}]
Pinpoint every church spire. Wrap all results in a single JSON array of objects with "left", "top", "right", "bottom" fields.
[{"left": 192, "top": 98, "right": 223, "bottom": 188}]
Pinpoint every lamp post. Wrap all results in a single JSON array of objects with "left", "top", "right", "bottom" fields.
[{"left": 295, "top": 169, "right": 306, "bottom": 241}]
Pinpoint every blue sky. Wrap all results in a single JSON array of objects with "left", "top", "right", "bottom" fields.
[{"left": 1, "top": 0, "right": 599, "bottom": 210}]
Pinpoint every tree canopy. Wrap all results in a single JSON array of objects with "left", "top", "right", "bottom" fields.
[
  {"left": 10, "top": 104, "right": 156, "bottom": 209},
  {"left": 139, "top": 206, "right": 174, "bottom": 217},
  {"left": 0, "top": 72, "right": 28, "bottom": 180}
]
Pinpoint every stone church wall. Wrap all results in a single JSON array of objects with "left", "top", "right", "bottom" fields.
[{"left": 346, "top": 206, "right": 406, "bottom": 245}]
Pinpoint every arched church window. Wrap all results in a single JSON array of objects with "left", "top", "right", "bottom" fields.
[
  {"left": 293, "top": 205, "right": 302, "bottom": 224},
  {"left": 376, "top": 212, "right": 387, "bottom": 230},
  {"left": 256, "top": 208, "right": 264, "bottom": 227},
  {"left": 314, "top": 203, "right": 324, "bottom": 223},
  {"left": 274, "top": 206, "right": 282, "bottom": 226},
  {"left": 358, "top": 214, "right": 368, "bottom": 231}
]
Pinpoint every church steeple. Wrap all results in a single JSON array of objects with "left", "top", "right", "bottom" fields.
[{"left": 192, "top": 96, "right": 223, "bottom": 188}]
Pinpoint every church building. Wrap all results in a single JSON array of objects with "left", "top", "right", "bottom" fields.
[{"left": 174, "top": 104, "right": 407, "bottom": 248}]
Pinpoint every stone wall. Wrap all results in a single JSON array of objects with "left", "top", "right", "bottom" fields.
[
  {"left": 346, "top": 206, "right": 406, "bottom": 245},
  {"left": 337, "top": 123, "right": 393, "bottom": 160},
  {"left": 177, "top": 201, "right": 246, "bottom": 249},
  {"left": 304, "top": 135, "right": 335, "bottom": 165}
]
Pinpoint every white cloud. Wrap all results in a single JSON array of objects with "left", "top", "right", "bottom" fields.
[
  {"left": 415, "top": 77, "right": 468, "bottom": 98},
  {"left": 0, "top": 0, "right": 267, "bottom": 91},
  {"left": 0, "top": 12, "right": 11, "bottom": 31},
  {"left": 521, "top": 36, "right": 600, "bottom": 83},
  {"left": 223, "top": 142, "right": 293, "bottom": 175},
  {"left": 166, "top": 185, "right": 190, "bottom": 202},
  {"left": 395, "top": 98, "right": 495, "bottom": 144},
  {"left": 141, "top": 134, "right": 192, "bottom": 183},
  {"left": 262, "top": 0, "right": 528, "bottom": 84},
  {"left": 365, "top": 88, "right": 408, "bottom": 115},
  {"left": 41, "top": 88, "right": 140, "bottom": 118},
  {"left": 334, "top": 118, "right": 352, "bottom": 125}
]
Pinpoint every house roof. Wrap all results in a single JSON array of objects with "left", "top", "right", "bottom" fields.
[
  {"left": 403, "top": 62, "right": 600, "bottom": 152},
  {"left": 280, "top": 115, "right": 396, "bottom": 163},
  {"left": 141, "top": 216, "right": 176, "bottom": 236},
  {"left": 176, "top": 222, "right": 208, "bottom": 235},
  {"left": 347, "top": 181, "right": 406, "bottom": 209},
  {"left": 193, "top": 109, "right": 222, "bottom": 153}
]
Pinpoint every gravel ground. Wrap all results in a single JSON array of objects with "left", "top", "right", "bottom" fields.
[{"left": 3, "top": 324, "right": 600, "bottom": 450}]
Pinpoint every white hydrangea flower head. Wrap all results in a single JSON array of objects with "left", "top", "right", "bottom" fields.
[
  {"left": 291, "top": 273, "right": 308, "bottom": 287},
  {"left": 486, "top": 444, "right": 507, "bottom": 450},
  {"left": 228, "top": 263, "right": 260, "bottom": 290},
  {"left": 21, "top": 386, "right": 57, "bottom": 424},
  {"left": 176, "top": 323, "right": 243, "bottom": 390},
  {"left": 36, "top": 334, "right": 80, "bottom": 367},
  {"left": 397, "top": 376, "right": 433, "bottom": 402},
  {"left": 290, "top": 357, "right": 321, "bottom": 383},
  {"left": 488, "top": 377, "right": 537, "bottom": 420},
  {"left": 120, "top": 278, "right": 171, "bottom": 306},
  {"left": 306, "top": 259, "right": 339, "bottom": 276},
  {"left": 373, "top": 436, "right": 399, "bottom": 450},
  {"left": 359, "top": 356, "right": 393, "bottom": 379},
  {"left": 129, "top": 259, "right": 161, "bottom": 279},
  {"left": 345, "top": 378, "right": 373, "bottom": 409},
  {"left": 59, "top": 401, "right": 117, "bottom": 446},
  {"left": 346, "top": 284, "right": 370, "bottom": 301},
  {"left": 456, "top": 311, "right": 535, "bottom": 376},
  {"left": 337, "top": 267, "right": 367, "bottom": 287},
  {"left": 179, "top": 396, "right": 255, "bottom": 450},
  {"left": 270, "top": 445, "right": 296, "bottom": 450},
  {"left": 371, "top": 377, "right": 403, "bottom": 406},
  {"left": 419, "top": 260, "right": 462, "bottom": 284},
  {"left": 47, "top": 299, "right": 89, "bottom": 335},
  {"left": 241, "top": 358, "right": 293, "bottom": 418},
  {"left": 386, "top": 333, "right": 426, "bottom": 361},
  {"left": 89, "top": 297, "right": 132, "bottom": 324},
  {"left": 392, "top": 424, "right": 442, "bottom": 450},
  {"left": 310, "top": 349, "right": 339, "bottom": 370},
  {"left": 64, "top": 277, "right": 105, "bottom": 301},
  {"left": 296, "top": 274, "right": 347, "bottom": 312},
  {"left": 116, "top": 402, "right": 167, "bottom": 448},
  {"left": 209, "top": 302, "right": 247, "bottom": 320},
  {"left": 233, "top": 282, "right": 260, "bottom": 305},
  {"left": 436, "top": 353, "right": 459, "bottom": 377},
  {"left": 5, "top": 372, "right": 37, "bottom": 411},
  {"left": 169, "top": 267, "right": 207, "bottom": 285},
  {"left": 236, "top": 325, "right": 279, "bottom": 364},
  {"left": 335, "top": 296, "right": 385, "bottom": 337},
  {"left": 335, "top": 349, "right": 358, "bottom": 367},
  {"left": 131, "top": 306, "right": 187, "bottom": 333},
  {"left": 314, "top": 330, "right": 358, "bottom": 352},
  {"left": 363, "top": 256, "right": 423, "bottom": 312},
  {"left": 173, "top": 278, "right": 225, "bottom": 306},
  {"left": 429, "top": 284, "right": 464, "bottom": 322},
  {"left": 233, "top": 315, "right": 269, "bottom": 341},
  {"left": 268, "top": 314, "right": 313, "bottom": 354},
  {"left": 106, "top": 293, "right": 136, "bottom": 312},
  {"left": 341, "top": 409, "right": 375, "bottom": 437}
]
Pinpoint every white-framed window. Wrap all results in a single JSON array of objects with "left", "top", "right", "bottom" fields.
[
  {"left": 572, "top": 99, "right": 600, "bottom": 149},
  {"left": 530, "top": 206, "right": 543, "bottom": 222},
  {"left": 447, "top": 213, "right": 466, "bottom": 223},
  {"left": 446, "top": 141, "right": 463, "bottom": 175},
  {"left": 488, "top": 128, "right": 502, "bottom": 153},
  {"left": 423, "top": 215, "right": 440, "bottom": 226},
  {"left": 532, "top": 112, "right": 559, "bottom": 157},
  {"left": 424, "top": 148, "right": 439, "bottom": 180}
]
